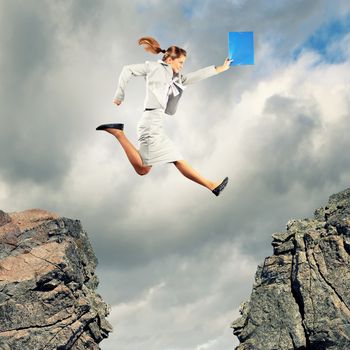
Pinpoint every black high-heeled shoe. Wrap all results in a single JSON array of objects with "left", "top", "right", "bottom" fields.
[
  {"left": 212, "top": 177, "right": 229, "bottom": 196},
  {"left": 96, "top": 123, "right": 124, "bottom": 131}
]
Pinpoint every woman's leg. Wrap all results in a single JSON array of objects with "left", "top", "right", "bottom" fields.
[
  {"left": 104, "top": 128, "right": 152, "bottom": 175},
  {"left": 173, "top": 160, "right": 220, "bottom": 191}
]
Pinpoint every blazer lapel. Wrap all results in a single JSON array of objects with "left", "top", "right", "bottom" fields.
[{"left": 157, "top": 59, "right": 173, "bottom": 80}]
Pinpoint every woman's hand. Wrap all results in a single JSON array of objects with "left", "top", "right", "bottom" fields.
[
  {"left": 215, "top": 58, "right": 233, "bottom": 73},
  {"left": 113, "top": 99, "right": 122, "bottom": 106},
  {"left": 223, "top": 57, "right": 233, "bottom": 70}
]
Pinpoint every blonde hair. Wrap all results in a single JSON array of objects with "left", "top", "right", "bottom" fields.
[{"left": 138, "top": 36, "right": 187, "bottom": 61}]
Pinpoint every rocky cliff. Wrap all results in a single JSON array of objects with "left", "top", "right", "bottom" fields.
[
  {"left": 0, "top": 209, "right": 112, "bottom": 350},
  {"left": 232, "top": 188, "right": 350, "bottom": 350}
]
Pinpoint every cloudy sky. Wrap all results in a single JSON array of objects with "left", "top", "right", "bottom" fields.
[{"left": 1, "top": 0, "right": 350, "bottom": 349}]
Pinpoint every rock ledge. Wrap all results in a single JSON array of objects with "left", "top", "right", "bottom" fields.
[
  {"left": 0, "top": 208, "right": 112, "bottom": 350},
  {"left": 232, "top": 188, "right": 350, "bottom": 350}
]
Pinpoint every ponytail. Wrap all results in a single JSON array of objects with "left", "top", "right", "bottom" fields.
[
  {"left": 138, "top": 36, "right": 187, "bottom": 61},
  {"left": 138, "top": 36, "right": 164, "bottom": 54}
]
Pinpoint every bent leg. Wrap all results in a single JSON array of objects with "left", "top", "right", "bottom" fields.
[
  {"left": 173, "top": 160, "right": 219, "bottom": 191},
  {"left": 105, "top": 129, "right": 151, "bottom": 175}
]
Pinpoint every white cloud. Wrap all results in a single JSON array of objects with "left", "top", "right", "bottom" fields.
[{"left": 101, "top": 243, "right": 256, "bottom": 350}]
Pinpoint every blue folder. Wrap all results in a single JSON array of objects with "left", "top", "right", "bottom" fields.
[{"left": 228, "top": 32, "right": 254, "bottom": 66}]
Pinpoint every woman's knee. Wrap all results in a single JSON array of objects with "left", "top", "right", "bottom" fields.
[
  {"left": 173, "top": 160, "right": 186, "bottom": 168},
  {"left": 135, "top": 166, "right": 151, "bottom": 176}
]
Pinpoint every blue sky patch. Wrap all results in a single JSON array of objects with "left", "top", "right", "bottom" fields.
[
  {"left": 181, "top": 4, "right": 195, "bottom": 19},
  {"left": 181, "top": 1, "right": 204, "bottom": 19},
  {"left": 293, "top": 14, "right": 350, "bottom": 63}
]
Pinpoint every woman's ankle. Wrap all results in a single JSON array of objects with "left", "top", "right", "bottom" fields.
[
  {"left": 106, "top": 128, "right": 123, "bottom": 138},
  {"left": 208, "top": 181, "right": 219, "bottom": 191}
]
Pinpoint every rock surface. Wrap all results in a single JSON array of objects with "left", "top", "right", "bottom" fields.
[
  {"left": 0, "top": 208, "right": 112, "bottom": 350},
  {"left": 232, "top": 188, "right": 350, "bottom": 350}
]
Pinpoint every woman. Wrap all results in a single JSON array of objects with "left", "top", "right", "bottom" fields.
[{"left": 96, "top": 36, "right": 232, "bottom": 196}]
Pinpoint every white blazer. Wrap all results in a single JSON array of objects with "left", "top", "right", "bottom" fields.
[{"left": 113, "top": 59, "right": 218, "bottom": 115}]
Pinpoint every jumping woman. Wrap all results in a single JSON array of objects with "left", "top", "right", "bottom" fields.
[{"left": 96, "top": 36, "right": 232, "bottom": 196}]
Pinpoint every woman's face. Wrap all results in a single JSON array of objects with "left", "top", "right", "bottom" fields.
[{"left": 166, "top": 55, "right": 186, "bottom": 74}]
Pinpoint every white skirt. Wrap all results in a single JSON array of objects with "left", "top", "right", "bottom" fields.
[{"left": 136, "top": 109, "right": 184, "bottom": 166}]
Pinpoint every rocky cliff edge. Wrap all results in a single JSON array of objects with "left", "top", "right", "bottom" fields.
[
  {"left": 0, "top": 209, "right": 112, "bottom": 350},
  {"left": 232, "top": 188, "right": 350, "bottom": 350}
]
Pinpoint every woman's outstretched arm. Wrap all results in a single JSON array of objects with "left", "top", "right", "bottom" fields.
[
  {"left": 181, "top": 57, "right": 232, "bottom": 86},
  {"left": 113, "top": 61, "right": 150, "bottom": 104}
]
